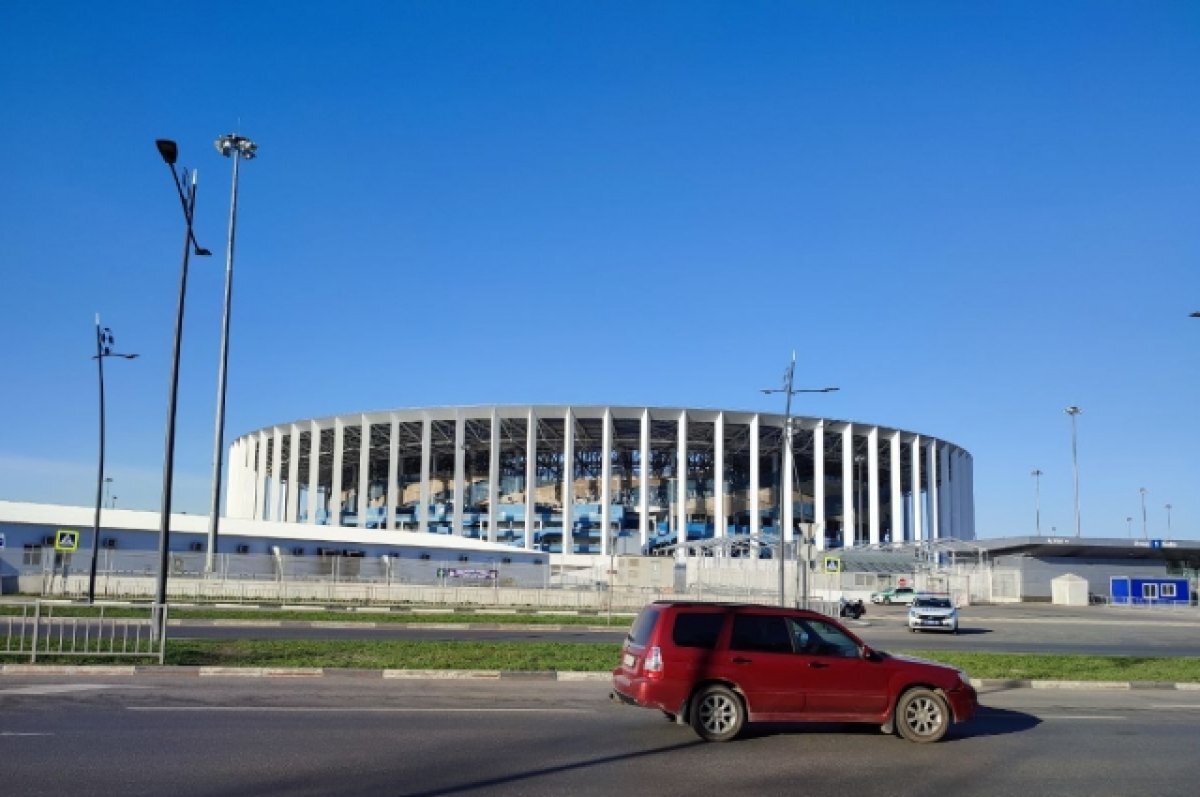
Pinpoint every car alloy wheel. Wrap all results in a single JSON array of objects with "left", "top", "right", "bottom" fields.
[
  {"left": 690, "top": 685, "right": 745, "bottom": 742},
  {"left": 896, "top": 687, "right": 949, "bottom": 743}
]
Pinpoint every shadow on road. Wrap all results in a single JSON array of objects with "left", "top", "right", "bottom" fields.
[
  {"left": 957, "top": 706, "right": 1041, "bottom": 739},
  {"left": 396, "top": 739, "right": 706, "bottom": 797}
]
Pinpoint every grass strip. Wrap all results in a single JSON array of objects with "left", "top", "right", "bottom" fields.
[{"left": 14, "top": 642, "right": 1200, "bottom": 682}]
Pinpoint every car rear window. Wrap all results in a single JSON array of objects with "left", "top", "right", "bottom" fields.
[
  {"left": 671, "top": 612, "right": 725, "bottom": 649},
  {"left": 628, "top": 606, "right": 663, "bottom": 646}
]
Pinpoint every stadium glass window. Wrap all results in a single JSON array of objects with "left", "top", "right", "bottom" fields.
[
  {"left": 1162, "top": 583, "right": 1176, "bottom": 598},
  {"left": 23, "top": 544, "right": 41, "bottom": 566}
]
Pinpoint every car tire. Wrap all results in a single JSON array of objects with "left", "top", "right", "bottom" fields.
[
  {"left": 896, "top": 687, "right": 950, "bottom": 743},
  {"left": 690, "top": 685, "right": 745, "bottom": 742},
  {"left": 908, "top": 626, "right": 916, "bottom": 633},
  {"left": 883, "top": 598, "right": 891, "bottom": 605}
]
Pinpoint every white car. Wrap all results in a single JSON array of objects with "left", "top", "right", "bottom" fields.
[{"left": 908, "top": 595, "right": 959, "bottom": 634}]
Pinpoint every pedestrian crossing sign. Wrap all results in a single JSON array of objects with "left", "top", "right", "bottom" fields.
[
  {"left": 823, "top": 555, "right": 841, "bottom": 573},
  {"left": 55, "top": 529, "right": 80, "bottom": 552}
]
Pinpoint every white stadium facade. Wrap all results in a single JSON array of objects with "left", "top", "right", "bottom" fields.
[{"left": 225, "top": 404, "right": 976, "bottom": 556}]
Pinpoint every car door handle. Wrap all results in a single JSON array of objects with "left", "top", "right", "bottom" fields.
[
  {"left": 808, "top": 661, "right": 829, "bottom": 669},
  {"left": 731, "top": 657, "right": 753, "bottom": 664}
]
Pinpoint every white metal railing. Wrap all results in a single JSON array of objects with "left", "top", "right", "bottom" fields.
[{"left": 0, "top": 601, "right": 167, "bottom": 664}]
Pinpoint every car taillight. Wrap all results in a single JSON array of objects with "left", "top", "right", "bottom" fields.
[{"left": 644, "top": 645, "right": 663, "bottom": 679}]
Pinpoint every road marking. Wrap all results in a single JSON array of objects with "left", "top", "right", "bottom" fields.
[
  {"left": 0, "top": 732, "right": 54, "bottom": 737},
  {"left": 1039, "top": 715, "right": 1123, "bottom": 720},
  {"left": 128, "top": 706, "right": 592, "bottom": 713},
  {"left": 1149, "top": 704, "right": 1200, "bottom": 709},
  {"left": 0, "top": 684, "right": 150, "bottom": 696}
]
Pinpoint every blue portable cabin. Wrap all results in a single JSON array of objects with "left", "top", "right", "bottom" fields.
[{"left": 1110, "top": 576, "right": 1190, "bottom": 606}]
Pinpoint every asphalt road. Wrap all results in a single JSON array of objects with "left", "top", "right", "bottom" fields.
[
  {"left": 3, "top": 674, "right": 1200, "bottom": 796},
  {"left": 169, "top": 603, "right": 1200, "bottom": 657}
]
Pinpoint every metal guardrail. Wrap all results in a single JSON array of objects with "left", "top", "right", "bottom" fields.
[{"left": 0, "top": 601, "right": 168, "bottom": 664}]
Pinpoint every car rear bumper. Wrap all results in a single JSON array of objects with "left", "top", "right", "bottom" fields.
[{"left": 612, "top": 672, "right": 677, "bottom": 715}]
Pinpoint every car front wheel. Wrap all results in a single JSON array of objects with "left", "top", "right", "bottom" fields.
[
  {"left": 896, "top": 687, "right": 950, "bottom": 743},
  {"left": 690, "top": 685, "right": 745, "bottom": 742}
]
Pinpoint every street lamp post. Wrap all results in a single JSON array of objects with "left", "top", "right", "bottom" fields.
[
  {"left": 103, "top": 477, "right": 113, "bottom": 508},
  {"left": 207, "top": 133, "right": 257, "bottom": 573},
  {"left": 1139, "top": 487, "right": 1148, "bottom": 539},
  {"left": 761, "top": 352, "right": 838, "bottom": 608},
  {"left": 1064, "top": 406, "right": 1083, "bottom": 537},
  {"left": 1125, "top": 516, "right": 1133, "bottom": 538},
  {"left": 154, "top": 139, "right": 211, "bottom": 627},
  {"left": 1165, "top": 503, "right": 1173, "bottom": 536},
  {"left": 88, "top": 317, "right": 137, "bottom": 604},
  {"left": 1031, "top": 469, "right": 1043, "bottom": 536}
]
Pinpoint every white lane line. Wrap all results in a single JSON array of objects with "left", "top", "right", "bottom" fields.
[
  {"left": 128, "top": 706, "right": 592, "bottom": 713},
  {"left": 1149, "top": 705, "right": 1200, "bottom": 709},
  {"left": 1039, "top": 715, "right": 1123, "bottom": 720},
  {"left": 1, "top": 732, "right": 54, "bottom": 737}
]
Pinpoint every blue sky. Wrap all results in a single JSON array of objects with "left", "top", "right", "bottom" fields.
[{"left": 1, "top": 1, "right": 1197, "bottom": 539}]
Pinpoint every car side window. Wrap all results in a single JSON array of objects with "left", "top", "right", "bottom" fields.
[
  {"left": 730, "top": 614, "right": 794, "bottom": 654},
  {"left": 802, "top": 619, "right": 860, "bottom": 658},
  {"left": 672, "top": 612, "right": 725, "bottom": 649}
]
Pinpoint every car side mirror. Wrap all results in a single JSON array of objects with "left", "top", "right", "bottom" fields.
[{"left": 860, "top": 645, "right": 881, "bottom": 662}]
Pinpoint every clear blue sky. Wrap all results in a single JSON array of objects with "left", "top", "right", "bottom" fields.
[{"left": 1, "top": 1, "right": 1197, "bottom": 539}]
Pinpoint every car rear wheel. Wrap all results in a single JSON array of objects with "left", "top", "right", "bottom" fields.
[
  {"left": 690, "top": 685, "right": 745, "bottom": 742},
  {"left": 896, "top": 687, "right": 950, "bottom": 743}
]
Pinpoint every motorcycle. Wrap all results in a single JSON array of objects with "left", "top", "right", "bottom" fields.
[{"left": 839, "top": 598, "right": 866, "bottom": 620}]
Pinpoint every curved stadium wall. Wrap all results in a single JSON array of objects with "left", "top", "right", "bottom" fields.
[{"left": 226, "top": 405, "right": 974, "bottom": 556}]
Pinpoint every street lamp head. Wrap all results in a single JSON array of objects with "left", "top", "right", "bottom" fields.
[
  {"left": 155, "top": 139, "right": 178, "bottom": 166},
  {"left": 1140, "top": 487, "right": 1147, "bottom": 495},
  {"left": 215, "top": 133, "right": 258, "bottom": 160},
  {"left": 1064, "top": 405, "right": 1082, "bottom": 416}
]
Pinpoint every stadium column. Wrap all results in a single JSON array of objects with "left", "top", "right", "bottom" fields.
[
  {"left": 676, "top": 410, "right": 687, "bottom": 548},
  {"left": 926, "top": 439, "right": 939, "bottom": 540},
  {"left": 936, "top": 444, "right": 945, "bottom": 537},
  {"left": 638, "top": 409, "right": 650, "bottom": 547},
  {"left": 813, "top": 421, "right": 826, "bottom": 551},
  {"left": 783, "top": 416, "right": 794, "bottom": 543},
  {"left": 306, "top": 420, "right": 319, "bottom": 525},
  {"left": 487, "top": 408, "right": 499, "bottom": 543},
  {"left": 867, "top": 425, "right": 880, "bottom": 545},
  {"left": 286, "top": 424, "right": 300, "bottom": 522},
  {"left": 910, "top": 435, "right": 923, "bottom": 543},
  {"left": 254, "top": 431, "right": 267, "bottom": 521},
  {"left": 386, "top": 415, "right": 399, "bottom": 531},
  {"left": 453, "top": 410, "right": 465, "bottom": 536},
  {"left": 840, "top": 424, "right": 854, "bottom": 546},
  {"left": 270, "top": 427, "right": 283, "bottom": 521},
  {"left": 600, "top": 408, "right": 612, "bottom": 556},
  {"left": 889, "top": 431, "right": 903, "bottom": 543},
  {"left": 524, "top": 408, "right": 536, "bottom": 550},
  {"left": 358, "top": 416, "right": 370, "bottom": 529},
  {"left": 714, "top": 412, "right": 725, "bottom": 539},
  {"left": 562, "top": 407, "right": 575, "bottom": 553},
  {"left": 749, "top": 414, "right": 760, "bottom": 542},
  {"left": 949, "top": 449, "right": 961, "bottom": 540},
  {"left": 418, "top": 413, "right": 431, "bottom": 534},
  {"left": 331, "top": 419, "right": 344, "bottom": 527}
]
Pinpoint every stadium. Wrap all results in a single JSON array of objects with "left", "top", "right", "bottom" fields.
[{"left": 225, "top": 404, "right": 976, "bottom": 556}]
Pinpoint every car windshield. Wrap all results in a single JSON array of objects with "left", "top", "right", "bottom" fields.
[{"left": 913, "top": 597, "right": 952, "bottom": 608}]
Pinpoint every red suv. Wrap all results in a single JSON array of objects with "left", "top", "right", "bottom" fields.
[{"left": 611, "top": 601, "right": 977, "bottom": 743}]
